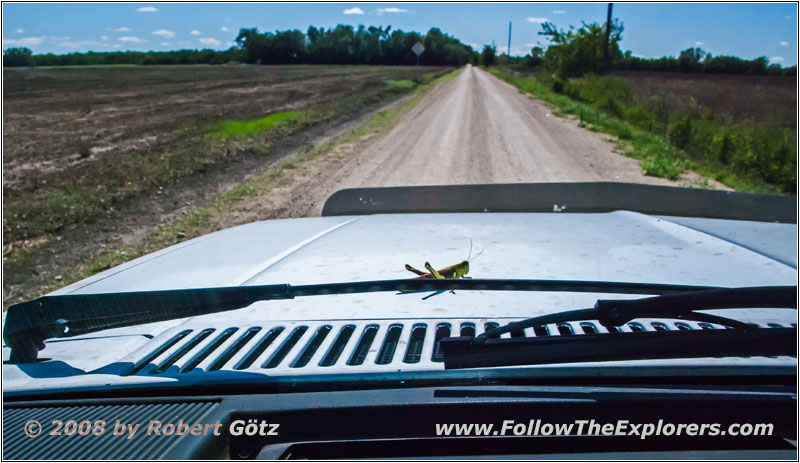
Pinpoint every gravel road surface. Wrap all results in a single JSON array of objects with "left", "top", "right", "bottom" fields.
[{"left": 281, "top": 65, "right": 717, "bottom": 217}]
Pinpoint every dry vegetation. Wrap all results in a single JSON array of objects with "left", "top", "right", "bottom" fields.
[{"left": 616, "top": 71, "right": 796, "bottom": 127}]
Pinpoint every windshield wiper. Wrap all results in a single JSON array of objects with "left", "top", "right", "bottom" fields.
[
  {"left": 441, "top": 286, "right": 797, "bottom": 369},
  {"left": 4, "top": 278, "right": 718, "bottom": 363}
]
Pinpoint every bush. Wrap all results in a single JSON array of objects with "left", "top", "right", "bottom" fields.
[{"left": 667, "top": 114, "right": 693, "bottom": 148}]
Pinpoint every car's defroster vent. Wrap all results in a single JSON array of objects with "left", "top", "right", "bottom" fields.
[
  {"left": 348, "top": 325, "right": 379, "bottom": 366},
  {"left": 320, "top": 325, "right": 355, "bottom": 367},
  {"left": 209, "top": 327, "right": 262, "bottom": 371},
  {"left": 123, "top": 318, "right": 775, "bottom": 377},
  {"left": 3, "top": 400, "right": 218, "bottom": 460},
  {"left": 292, "top": 326, "right": 332, "bottom": 368},
  {"left": 235, "top": 327, "right": 284, "bottom": 370},
  {"left": 404, "top": 324, "right": 427, "bottom": 364},
  {"left": 181, "top": 328, "right": 238, "bottom": 373},
  {"left": 264, "top": 327, "right": 308, "bottom": 369},
  {"left": 153, "top": 329, "right": 214, "bottom": 374},
  {"left": 125, "top": 330, "right": 192, "bottom": 376},
  {"left": 431, "top": 324, "right": 451, "bottom": 363},
  {"left": 376, "top": 325, "right": 403, "bottom": 365}
]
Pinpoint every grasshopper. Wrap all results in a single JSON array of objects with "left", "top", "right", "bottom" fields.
[{"left": 401, "top": 241, "right": 484, "bottom": 300}]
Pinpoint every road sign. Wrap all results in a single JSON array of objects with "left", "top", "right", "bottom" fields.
[{"left": 412, "top": 42, "right": 425, "bottom": 56}]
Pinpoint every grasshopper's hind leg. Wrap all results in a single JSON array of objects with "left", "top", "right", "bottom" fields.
[{"left": 405, "top": 264, "right": 427, "bottom": 276}]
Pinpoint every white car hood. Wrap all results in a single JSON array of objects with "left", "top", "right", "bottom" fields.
[{"left": 3, "top": 211, "right": 797, "bottom": 393}]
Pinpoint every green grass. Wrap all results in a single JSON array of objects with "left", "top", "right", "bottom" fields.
[
  {"left": 208, "top": 110, "right": 318, "bottom": 139},
  {"left": 488, "top": 68, "right": 796, "bottom": 193},
  {"left": 387, "top": 79, "right": 416, "bottom": 88}
]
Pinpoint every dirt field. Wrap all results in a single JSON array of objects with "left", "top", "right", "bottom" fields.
[
  {"left": 615, "top": 70, "right": 797, "bottom": 127},
  {"left": 2, "top": 64, "right": 445, "bottom": 304},
  {"left": 2, "top": 64, "right": 443, "bottom": 244}
]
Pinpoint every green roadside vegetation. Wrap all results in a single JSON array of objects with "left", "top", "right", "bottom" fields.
[
  {"left": 208, "top": 111, "right": 319, "bottom": 139},
  {"left": 387, "top": 79, "right": 416, "bottom": 88},
  {"left": 489, "top": 68, "right": 795, "bottom": 193},
  {"left": 486, "top": 15, "right": 795, "bottom": 194},
  {"left": 22, "top": 68, "right": 462, "bottom": 302}
]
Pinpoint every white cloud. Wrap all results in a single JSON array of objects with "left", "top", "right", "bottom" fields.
[
  {"left": 552, "top": 10, "right": 566, "bottom": 14},
  {"left": 136, "top": 6, "right": 158, "bottom": 12},
  {"left": 221, "top": 27, "right": 230, "bottom": 32},
  {"left": 117, "top": 36, "right": 145, "bottom": 43},
  {"left": 377, "top": 7, "right": 409, "bottom": 14},
  {"left": 113, "top": 27, "right": 132, "bottom": 32},
  {"left": 780, "top": 41, "right": 788, "bottom": 46},
  {"left": 3, "top": 36, "right": 46, "bottom": 47},
  {"left": 190, "top": 30, "right": 201, "bottom": 36},
  {"left": 101, "top": 35, "right": 109, "bottom": 41},
  {"left": 15, "top": 28, "right": 24, "bottom": 33},
  {"left": 343, "top": 7, "right": 364, "bottom": 15},
  {"left": 58, "top": 40, "right": 118, "bottom": 49},
  {"left": 152, "top": 29, "right": 175, "bottom": 38},
  {"left": 50, "top": 36, "right": 71, "bottom": 41},
  {"left": 199, "top": 37, "right": 221, "bottom": 47},
  {"left": 509, "top": 46, "right": 533, "bottom": 56},
  {"left": 770, "top": 56, "right": 784, "bottom": 62},
  {"left": 695, "top": 41, "right": 704, "bottom": 46},
  {"left": 526, "top": 17, "right": 548, "bottom": 23},
  {"left": 160, "top": 41, "right": 171, "bottom": 46}
]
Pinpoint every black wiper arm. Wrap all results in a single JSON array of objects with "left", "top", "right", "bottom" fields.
[
  {"left": 443, "top": 286, "right": 797, "bottom": 370},
  {"left": 4, "top": 278, "right": 716, "bottom": 364},
  {"left": 442, "top": 327, "right": 797, "bottom": 369},
  {"left": 478, "top": 286, "right": 798, "bottom": 341}
]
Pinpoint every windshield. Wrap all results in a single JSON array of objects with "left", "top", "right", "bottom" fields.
[{"left": 2, "top": 3, "right": 797, "bottom": 381}]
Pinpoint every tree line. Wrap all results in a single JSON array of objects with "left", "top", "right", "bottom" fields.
[
  {"left": 506, "top": 20, "right": 796, "bottom": 77},
  {"left": 234, "top": 25, "right": 475, "bottom": 65},
  {"left": 3, "top": 21, "right": 795, "bottom": 77},
  {"left": 3, "top": 25, "right": 477, "bottom": 67},
  {"left": 2, "top": 46, "right": 244, "bottom": 67}
]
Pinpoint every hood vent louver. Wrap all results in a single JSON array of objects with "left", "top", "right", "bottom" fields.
[{"left": 120, "top": 319, "right": 791, "bottom": 377}]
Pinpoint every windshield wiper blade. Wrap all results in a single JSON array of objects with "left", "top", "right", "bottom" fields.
[
  {"left": 4, "top": 278, "right": 717, "bottom": 364},
  {"left": 442, "top": 286, "right": 797, "bottom": 369},
  {"left": 477, "top": 286, "right": 797, "bottom": 340}
]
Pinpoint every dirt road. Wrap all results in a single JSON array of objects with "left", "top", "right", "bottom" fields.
[{"left": 278, "top": 65, "right": 717, "bottom": 217}]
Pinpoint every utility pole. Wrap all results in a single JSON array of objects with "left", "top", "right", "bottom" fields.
[
  {"left": 507, "top": 21, "right": 512, "bottom": 57},
  {"left": 603, "top": 3, "right": 613, "bottom": 72}
]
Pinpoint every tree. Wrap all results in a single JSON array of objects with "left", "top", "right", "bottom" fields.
[
  {"left": 480, "top": 45, "right": 496, "bottom": 66},
  {"left": 677, "top": 47, "right": 706, "bottom": 72},
  {"left": 538, "top": 20, "right": 623, "bottom": 77},
  {"left": 3, "top": 47, "right": 33, "bottom": 67}
]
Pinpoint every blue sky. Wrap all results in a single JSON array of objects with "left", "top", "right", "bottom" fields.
[{"left": 3, "top": 2, "right": 798, "bottom": 65}]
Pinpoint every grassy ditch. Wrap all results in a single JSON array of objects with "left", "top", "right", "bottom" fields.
[{"left": 489, "top": 68, "right": 796, "bottom": 193}]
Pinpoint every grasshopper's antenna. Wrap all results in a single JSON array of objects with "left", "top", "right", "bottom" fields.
[
  {"left": 466, "top": 238, "right": 485, "bottom": 263},
  {"left": 470, "top": 246, "right": 486, "bottom": 262}
]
